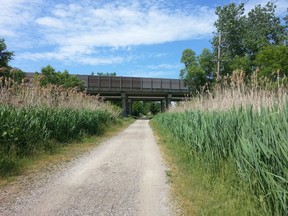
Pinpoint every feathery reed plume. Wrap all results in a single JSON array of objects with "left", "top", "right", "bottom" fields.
[
  {"left": 170, "top": 70, "right": 287, "bottom": 113},
  {"left": 0, "top": 77, "right": 121, "bottom": 117}
]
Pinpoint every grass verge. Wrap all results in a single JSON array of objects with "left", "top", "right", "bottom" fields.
[
  {"left": 150, "top": 120, "right": 266, "bottom": 216},
  {"left": 0, "top": 117, "right": 134, "bottom": 187}
]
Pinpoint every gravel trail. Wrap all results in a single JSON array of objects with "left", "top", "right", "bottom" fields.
[{"left": 0, "top": 120, "right": 173, "bottom": 216}]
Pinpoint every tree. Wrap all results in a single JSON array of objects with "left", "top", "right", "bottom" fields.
[
  {"left": 7, "top": 68, "right": 25, "bottom": 84},
  {"left": 36, "top": 65, "right": 84, "bottom": 90},
  {"left": 212, "top": 3, "right": 246, "bottom": 75},
  {"left": 214, "top": 3, "right": 246, "bottom": 57},
  {"left": 0, "top": 39, "right": 25, "bottom": 84},
  {"left": 254, "top": 45, "right": 288, "bottom": 78},
  {"left": 244, "top": 2, "right": 286, "bottom": 59},
  {"left": 180, "top": 49, "right": 209, "bottom": 93},
  {"left": 283, "top": 10, "right": 288, "bottom": 45},
  {"left": 0, "top": 39, "right": 14, "bottom": 68},
  {"left": 198, "top": 48, "right": 214, "bottom": 78},
  {"left": 60, "top": 70, "right": 86, "bottom": 89},
  {"left": 0, "top": 67, "right": 25, "bottom": 85},
  {"left": 149, "top": 102, "right": 160, "bottom": 115},
  {"left": 230, "top": 55, "right": 252, "bottom": 73},
  {"left": 97, "top": 72, "right": 116, "bottom": 76},
  {"left": 38, "top": 65, "right": 58, "bottom": 86},
  {"left": 132, "top": 101, "right": 144, "bottom": 117},
  {"left": 212, "top": 2, "right": 286, "bottom": 75}
]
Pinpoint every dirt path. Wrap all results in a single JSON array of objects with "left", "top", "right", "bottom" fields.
[{"left": 0, "top": 120, "right": 173, "bottom": 216}]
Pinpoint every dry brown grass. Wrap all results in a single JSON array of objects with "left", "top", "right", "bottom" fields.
[
  {"left": 0, "top": 76, "right": 120, "bottom": 117},
  {"left": 170, "top": 70, "right": 287, "bottom": 113}
]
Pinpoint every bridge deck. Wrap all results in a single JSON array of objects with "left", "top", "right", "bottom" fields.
[
  {"left": 79, "top": 75, "right": 188, "bottom": 94},
  {"left": 26, "top": 73, "right": 189, "bottom": 115}
]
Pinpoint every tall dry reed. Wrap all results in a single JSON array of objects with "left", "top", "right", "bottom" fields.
[
  {"left": 0, "top": 76, "right": 120, "bottom": 117},
  {"left": 171, "top": 70, "right": 287, "bottom": 112},
  {"left": 156, "top": 70, "right": 288, "bottom": 215},
  {"left": 0, "top": 76, "right": 121, "bottom": 177}
]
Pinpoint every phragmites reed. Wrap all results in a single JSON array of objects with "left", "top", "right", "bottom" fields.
[
  {"left": 170, "top": 70, "right": 287, "bottom": 112},
  {"left": 0, "top": 76, "right": 121, "bottom": 117},
  {"left": 0, "top": 73, "right": 122, "bottom": 177},
  {"left": 155, "top": 70, "right": 288, "bottom": 215}
]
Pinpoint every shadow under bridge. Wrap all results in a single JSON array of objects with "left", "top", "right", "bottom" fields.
[{"left": 78, "top": 75, "right": 189, "bottom": 116}]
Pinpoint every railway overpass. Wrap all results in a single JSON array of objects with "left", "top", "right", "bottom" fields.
[
  {"left": 77, "top": 75, "right": 189, "bottom": 116},
  {"left": 25, "top": 73, "right": 189, "bottom": 116}
]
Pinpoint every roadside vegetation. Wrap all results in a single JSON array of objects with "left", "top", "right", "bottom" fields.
[
  {"left": 152, "top": 72, "right": 288, "bottom": 215},
  {"left": 153, "top": 2, "right": 287, "bottom": 215},
  {"left": 131, "top": 101, "right": 161, "bottom": 118},
  {"left": 0, "top": 40, "right": 124, "bottom": 178},
  {"left": 180, "top": 2, "right": 288, "bottom": 94},
  {"left": 0, "top": 77, "right": 122, "bottom": 177}
]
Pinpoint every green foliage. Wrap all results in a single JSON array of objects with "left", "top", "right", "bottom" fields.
[
  {"left": 154, "top": 104, "right": 288, "bottom": 215},
  {"left": 255, "top": 45, "right": 288, "bottom": 78},
  {"left": 244, "top": 3, "right": 286, "bottom": 58},
  {"left": 284, "top": 13, "right": 288, "bottom": 42},
  {"left": 180, "top": 49, "right": 213, "bottom": 94},
  {"left": 131, "top": 101, "right": 160, "bottom": 117},
  {"left": 151, "top": 120, "right": 265, "bottom": 216},
  {"left": 0, "top": 40, "right": 24, "bottom": 84},
  {"left": 0, "top": 155, "right": 21, "bottom": 177},
  {"left": 214, "top": 3, "right": 246, "bottom": 61},
  {"left": 230, "top": 55, "right": 252, "bottom": 74},
  {"left": 132, "top": 101, "right": 144, "bottom": 117},
  {"left": 36, "top": 65, "right": 84, "bottom": 90},
  {"left": 0, "top": 105, "right": 117, "bottom": 176},
  {"left": 0, "top": 67, "right": 25, "bottom": 84},
  {"left": 149, "top": 102, "right": 160, "bottom": 115},
  {"left": 0, "top": 39, "right": 14, "bottom": 68},
  {"left": 212, "top": 2, "right": 286, "bottom": 75},
  {"left": 198, "top": 48, "right": 214, "bottom": 75},
  {"left": 96, "top": 72, "right": 116, "bottom": 76},
  {"left": 180, "top": 49, "right": 198, "bottom": 75}
]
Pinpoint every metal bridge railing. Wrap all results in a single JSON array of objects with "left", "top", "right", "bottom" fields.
[{"left": 87, "top": 76, "right": 188, "bottom": 92}]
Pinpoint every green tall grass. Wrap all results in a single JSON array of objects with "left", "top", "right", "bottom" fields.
[
  {"left": 154, "top": 102, "right": 288, "bottom": 215},
  {"left": 0, "top": 106, "right": 114, "bottom": 155},
  {"left": 0, "top": 78, "right": 121, "bottom": 176}
]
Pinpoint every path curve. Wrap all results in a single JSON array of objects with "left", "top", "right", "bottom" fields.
[{"left": 0, "top": 120, "right": 173, "bottom": 216}]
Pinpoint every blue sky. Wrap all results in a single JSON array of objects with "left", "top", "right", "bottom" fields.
[{"left": 1, "top": 0, "right": 287, "bottom": 78}]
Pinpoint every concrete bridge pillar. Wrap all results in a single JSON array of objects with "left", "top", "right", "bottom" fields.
[
  {"left": 121, "top": 93, "right": 127, "bottom": 116},
  {"left": 161, "top": 100, "right": 165, "bottom": 112},
  {"left": 128, "top": 99, "right": 132, "bottom": 116},
  {"left": 166, "top": 93, "right": 172, "bottom": 110}
]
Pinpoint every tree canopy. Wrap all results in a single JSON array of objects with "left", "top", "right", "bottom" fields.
[
  {"left": 255, "top": 45, "right": 288, "bottom": 78},
  {"left": 181, "top": 2, "right": 288, "bottom": 92},
  {"left": 180, "top": 48, "right": 214, "bottom": 93},
  {"left": 0, "top": 39, "right": 14, "bottom": 68},
  {"left": 36, "top": 65, "right": 85, "bottom": 90},
  {"left": 211, "top": 2, "right": 287, "bottom": 76},
  {"left": 96, "top": 72, "right": 116, "bottom": 76},
  {"left": 0, "top": 39, "right": 25, "bottom": 84}
]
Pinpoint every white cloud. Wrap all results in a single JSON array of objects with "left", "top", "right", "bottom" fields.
[
  {"left": 77, "top": 56, "right": 124, "bottom": 65},
  {"left": 17, "top": 50, "right": 125, "bottom": 65},
  {"left": 0, "top": 0, "right": 42, "bottom": 37},
  {"left": 124, "top": 70, "right": 174, "bottom": 78},
  {"left": 3, "top": 0, "right": 287, "bottom": 68},
  {"left": 244, "top": 0, "right": 288, "bottom": 15},
  {"left": 146, "top": 63, "right": 181, "bottom": 70},
  {"left": 36, "top": 17, "right": 65, "bottom": 29},
  {"left": 12, "top": 0, "right": 215, "bottom": 64}
]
